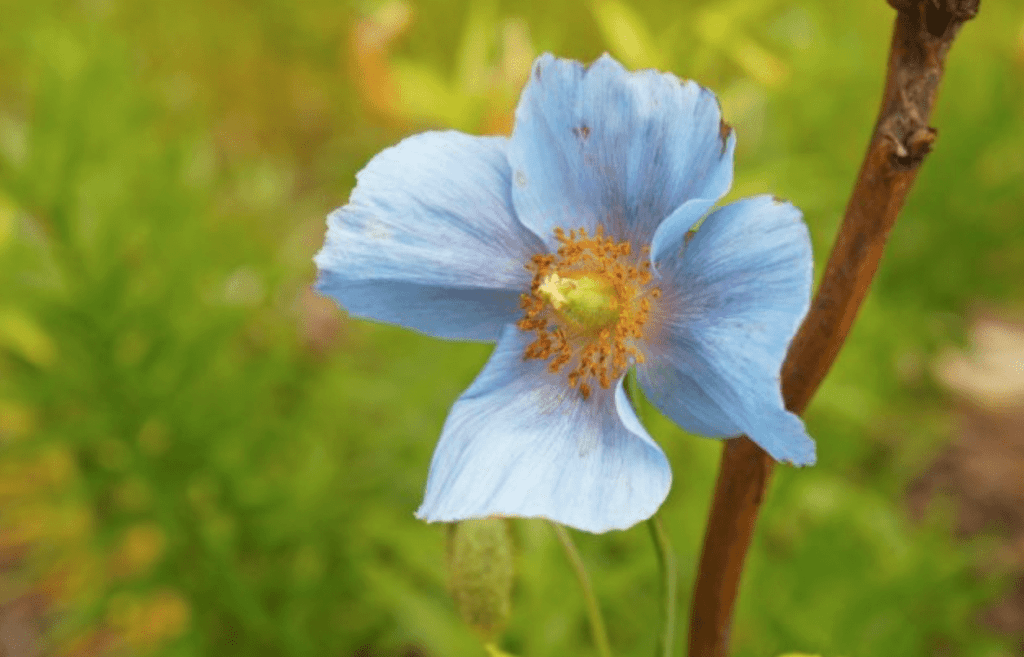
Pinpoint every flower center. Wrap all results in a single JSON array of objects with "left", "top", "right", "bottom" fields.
[
  {"left": 536, "top": 272, "right": 620, "bottom": 332},
  {"left": 517, "top": 226, "right": 661, "bottom": 400}
]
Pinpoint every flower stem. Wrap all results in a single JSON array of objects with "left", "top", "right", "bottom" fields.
[
  {"left": 624, "top": 373, "right": 678, "bottom": 656},
  {"left": 686, "top": 3, "right": 980, "bottom": 656},
  {"left": 550, "top": 522, "right": 613, "bottom": 657},
  {"left": 625, "top": 370, "right": 644, "bottom": 418},
  {"left": 647, "top": 515, "right": 677, "bottom": 657}
]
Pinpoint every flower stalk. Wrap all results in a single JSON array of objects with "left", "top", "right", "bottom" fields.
[
  {"left": 647, "top": 515, "right": 678, "bottom": 657},
  {"left": 550, "top": 522, "right": 613, "bottom": 657},
  {"left": 625, "top": 372, "right": 679, "bottom": 657}
]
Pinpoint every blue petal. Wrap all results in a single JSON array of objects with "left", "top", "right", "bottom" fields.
[
  {"left": 417, "top": 326, "right": 671, "bottom": 533},
  {"left": 314, "top": 276, "right": 523, "bottom": 341},
  {"left": 639, "top": 195, "right": 816, "bottom": 465},
  {"left": 314, "top": 131, "right": 544, "bottom": 341},
  {"left": 506, "top": 53, "right": 735, "bottom": 249}
]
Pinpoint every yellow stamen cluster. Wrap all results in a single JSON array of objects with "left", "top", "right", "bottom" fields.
[{"left": 517, "top": 226, "right": 661, "bottom": 400}]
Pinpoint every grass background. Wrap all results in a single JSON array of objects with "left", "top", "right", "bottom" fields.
[{"left": 1, "top": 0, "right": 1023, "bottom": 655}]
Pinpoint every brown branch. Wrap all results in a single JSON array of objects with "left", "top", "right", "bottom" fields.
[{"left": 687, "top": 2, "right": 980, "bottom": 656}]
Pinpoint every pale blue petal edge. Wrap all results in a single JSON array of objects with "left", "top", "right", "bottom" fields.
[
  {"left": 314, "top": 130, "right": 543, "bottom": 342},
  {"left": 639, "top": 195, "right": 816, "bottom": 465},
  {"left": 417, "top": 325, "right": 672, "bottom": 533},
  {"left": 507, "top": 53, "right": 735, "bottom": 250},
  {"left": 314, "top": 277, "right": 523, "bottom": 341}
]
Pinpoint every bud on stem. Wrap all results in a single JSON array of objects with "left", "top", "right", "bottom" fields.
[{"left": 447, "top": 517, "right": 515, "bottom": 641}]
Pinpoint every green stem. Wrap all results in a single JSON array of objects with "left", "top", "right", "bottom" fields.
[
  {"left": 550, "top": 522, "right": 613, "bottom": 657},
  {"left": 647, "top": 515, "right": 678, "bottom": 657},
  {"left": 625, "top": 371, "right": 677, "bottom": 656},
  {"left": 625, "top": 370, "right": 644, "bottom": 419}
]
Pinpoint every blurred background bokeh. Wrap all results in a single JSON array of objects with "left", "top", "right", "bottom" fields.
[{"left": 1, "top": 0, "right": 1023, "bottom": 655}]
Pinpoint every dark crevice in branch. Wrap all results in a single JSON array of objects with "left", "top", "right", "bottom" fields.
[{"left": 687, "top": 2, "right": 979, "bottom": 656}]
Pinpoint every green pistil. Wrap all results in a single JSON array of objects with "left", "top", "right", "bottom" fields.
[{"left": 538, "top": 273, "right": 620, "bottom": 332}]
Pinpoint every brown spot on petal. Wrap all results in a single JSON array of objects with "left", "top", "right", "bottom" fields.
[
  {"left": 572, "top": 124, "right": 591, "bottom": 140},
  {"left": 719, "top": 119, "right": 732, "bottom": 155}
]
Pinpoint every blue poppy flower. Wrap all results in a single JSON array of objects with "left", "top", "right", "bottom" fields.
[{"left": 315, "top": 53, "right": 815, "bottom": 533}]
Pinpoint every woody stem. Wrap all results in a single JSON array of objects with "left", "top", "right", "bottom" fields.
[{"left": 687, "top": 2, "right": 980, "bottom": 656}]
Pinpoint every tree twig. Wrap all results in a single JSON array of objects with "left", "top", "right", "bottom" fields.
[{"left": 687, "top": 2, "right": 980, "bottom": 655}]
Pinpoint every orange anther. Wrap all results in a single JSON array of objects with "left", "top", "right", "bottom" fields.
[{"left": 517, "top": 224, "right": 662, "bottom": 400}]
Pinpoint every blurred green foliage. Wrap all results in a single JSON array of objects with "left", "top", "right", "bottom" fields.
[{"left": 0, "top": 0, "right": 1022, "bottom": 656}]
